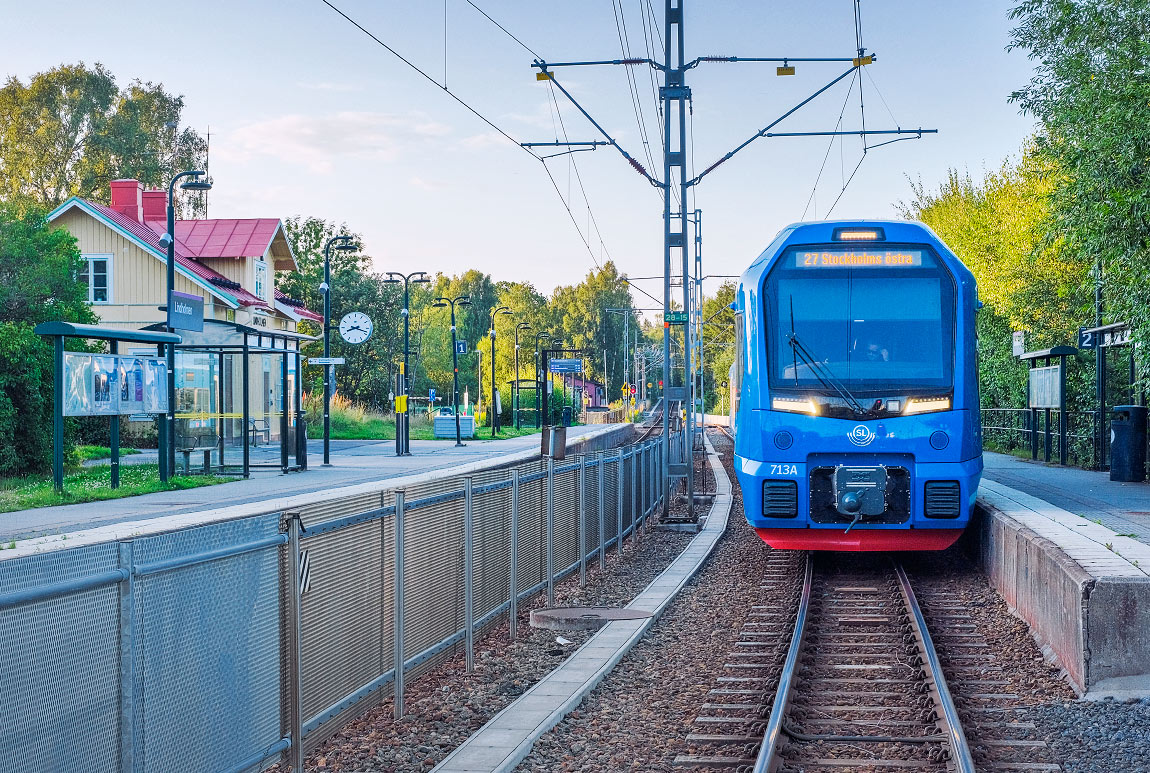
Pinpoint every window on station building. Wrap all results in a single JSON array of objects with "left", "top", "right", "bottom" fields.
[
  {"left": 79, "top": 254, "right": 112, "bottom": 303},
  {"left": 254, "top": 259, "right": 268, "bottom": 301}
]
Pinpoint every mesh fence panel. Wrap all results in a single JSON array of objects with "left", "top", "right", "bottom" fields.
[
  {"left": 132, "top": 515, "right": 282, "bottom": 773},
  {"left": 0, "top": 544, "right": 121, "bottom": 773}
]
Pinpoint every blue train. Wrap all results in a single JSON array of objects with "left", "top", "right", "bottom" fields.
[{"left": 730, "top": 220, "right": 982, "bottom": 551}]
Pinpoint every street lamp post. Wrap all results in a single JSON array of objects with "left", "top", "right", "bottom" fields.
[
  {"left": 513, "top": 322, "right": 531, "bottom": 429},
  {"left": 161, "top": 170, "right": 212, "bottom": 482},
  {"left": 534, "top": 331, "right": 551, "bottom": 429},
  {"left": 320, "top": 235, "right": 358, "bottom": 466},
  {"left": 489, "top": 305, "right": 512, "bottom": 437},
  {"left": 385, "top": 271, "right": 431, "bottom": 456},
  {"left": 433, "top": 294, "right": 471, "bottom": 446}
]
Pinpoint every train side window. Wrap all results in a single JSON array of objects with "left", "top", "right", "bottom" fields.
[{"left": 734, "top": 311, "right": 745, "bottom": 398}]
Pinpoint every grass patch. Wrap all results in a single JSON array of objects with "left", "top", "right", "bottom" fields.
[
  {"left": 0, "top": 464, "right": 233, "bottom": 513},
  {"left": 75, "top": 445, "right": 142, "bottom": 462},
  {"left": 311, "top": 393, "right": 543, "bottom": 441}
]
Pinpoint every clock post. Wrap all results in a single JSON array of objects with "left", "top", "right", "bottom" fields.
[{"left": 321, "top": 235, "right": 358, "bottom": 466}]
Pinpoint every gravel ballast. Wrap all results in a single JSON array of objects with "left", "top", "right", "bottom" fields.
[
  {"left": 515, "top": 429, "right": 772, "bottom": 772},
  {"left": 290, "top": 493, "right": 692, "bottom": 772}
]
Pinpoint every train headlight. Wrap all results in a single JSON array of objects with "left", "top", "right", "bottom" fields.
[
  {"left": 772, "top": 397, "right": 818, "bottom": 415},
  {"left": 904, "top": 397, "right": 951, "bottom": 415}
]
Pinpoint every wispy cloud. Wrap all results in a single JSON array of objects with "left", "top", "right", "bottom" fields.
[{"left": 219, "top": 111, "right": 453, "bottom": 173}]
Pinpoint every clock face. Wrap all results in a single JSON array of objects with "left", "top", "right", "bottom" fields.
[{"left": 338, "top": 311, "right": 373, "bottom": 345}]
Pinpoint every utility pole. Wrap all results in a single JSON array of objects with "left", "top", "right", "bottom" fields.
[{"left": 524, "top": 0, "right": 934, "bottom": 517}]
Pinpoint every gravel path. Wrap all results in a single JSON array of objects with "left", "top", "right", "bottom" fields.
[
  {"left": 292, "top": 501, "right": 692, "bottom": 772},
  {"left": 515, "top": 429, "right": 772, "bottom": 772},
  {"left": 1031, "top": 698, "right": 1150, "bottom": 773}
]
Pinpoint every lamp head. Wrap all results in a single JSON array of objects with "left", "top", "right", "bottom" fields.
[
  {"left": 179, "top": 172, "right": 212, "bottom": 191},
  {"left": 415, "top": 275, "right": 431, "bottom": 284},
  {"left": 334, "top": 241, "right": 358, "bottom": 252},
  {"left": 432, "top": 301, "right": 447, "bottom": 308}
]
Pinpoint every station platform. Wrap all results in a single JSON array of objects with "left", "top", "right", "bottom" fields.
[
  {"left": 982, "top": 451, "right": 1150, "bottom": 544},
  {"left": 976, "top": 452, "right": 1150, "bottom": 698},
  {"left": 1, "top": 425, "right": 624, "bottom": 545}
]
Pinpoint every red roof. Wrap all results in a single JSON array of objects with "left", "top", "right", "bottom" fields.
[
  {"left": 149, "top": 218, "right": 283, "bottom": 259},
  {"left": 275, "top": 289, "right": 323, "bottom": 322},
  {"left": 83, "top": 201, "right": 269, "bottom": 309}
]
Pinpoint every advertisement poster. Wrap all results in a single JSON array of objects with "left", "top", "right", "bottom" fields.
[
  {"left": 92, "top": 355, "right": 119, "bottom": 415},
  {"left": 143, "top": 359, "right": 169, "bottom": 414},
  {"left": 118, "top": 357, "right": 147, "bottom": 415},
  {"left": 63, "top": 352, "right": 93, "bottom": 416},
  {"left": 63, "top": 353, "right": 167, "bottom": 416}
]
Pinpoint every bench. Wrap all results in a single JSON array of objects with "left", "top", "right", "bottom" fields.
[
  {"left": 176, "top": 430, "right": 220, "bottom": 474},
  {"left": 248, "top": 418, "right": 271, "bottom": 446}
]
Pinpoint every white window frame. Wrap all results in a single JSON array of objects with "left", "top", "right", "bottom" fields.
[
  {"left": 80, "top": 253, "right": 113, "bottom": 304},
  {"left": 254, "top": 259, "right": 268, "bottom": 302}
]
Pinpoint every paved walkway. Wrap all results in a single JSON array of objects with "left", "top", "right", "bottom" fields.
[
  {"left": 982, "top": 451, "right": 1150, "bottom": 545},
  {"left": 3, "top": 428, "right": 609, "bottom": 542},
  {"left": 432, "top": 435, "right": 733, "bottom": 773}
]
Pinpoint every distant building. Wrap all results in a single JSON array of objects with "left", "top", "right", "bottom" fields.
[
  {"left": 48, "top": 179, "right": 320, "bottom": 332},
  {"left": 48, "top": 180, "right": 321, "bottom": 460}
]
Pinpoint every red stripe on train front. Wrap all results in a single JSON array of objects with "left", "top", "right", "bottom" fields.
[{"left": 754, "top": 528, "right": 964, "bottom": 552}]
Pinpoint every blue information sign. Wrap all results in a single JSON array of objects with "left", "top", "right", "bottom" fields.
[
  {"left": 550, "top": 358, "right": 583, "bottom": 373},
  {"left": 169, "top": 291, "right": 204, "bottom": 332},
  {"left": 456, "top": 341, "right": 467, "bottom": 354}
]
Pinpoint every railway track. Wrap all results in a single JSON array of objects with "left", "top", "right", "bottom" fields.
[{"left": 674, "top": 554, "right": 978, "bottom": 773}]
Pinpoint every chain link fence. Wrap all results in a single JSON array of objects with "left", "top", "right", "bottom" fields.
[{"left": 0, "top": 428, "right": 668, "bottom": 773}]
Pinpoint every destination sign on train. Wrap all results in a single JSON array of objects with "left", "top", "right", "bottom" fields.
[{"left": 794, "top": 249, "right": 924, "bottom": 268}]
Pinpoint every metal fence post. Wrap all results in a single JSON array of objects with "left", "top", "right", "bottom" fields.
[
  {"left": 117, "top": 541, "right": 135, "bottom": 773},
  {"left": 616, "top": 448, "right": 624, "bottom": 554},
  {"left": 597, "top": 455, "right": 606, "bottom": 570},
  {"left": 546, "top": 456, "right": 555, "bottom": 606},
  {"left": 578, "top": 457, "right": 587, "bottom": 587},
  {"left": 509, "top": 468, "right": 520, "bottom": 641},
  {"left": 393, "top": 491, "right": 405, "bottom": 720},
  {"left": 464, "top": 477, "right": 475, "bottom": 672},
  {"left": 286, "top": 512, "right": 305, "bottom": 771},
  {"left": 630, "top": 447, "right": 637, "bottom": 544}
]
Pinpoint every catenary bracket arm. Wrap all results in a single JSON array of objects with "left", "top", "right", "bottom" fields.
[
  {"left": 531, "top": 61, "right": 665, "bottom": 188},
  {"left": 687, "top": 65, "right": 858, "bottom": 187}
]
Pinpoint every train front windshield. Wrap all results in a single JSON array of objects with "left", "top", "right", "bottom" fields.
[{"left": 766, "top": 245, "right": 956, "bottom": 393}]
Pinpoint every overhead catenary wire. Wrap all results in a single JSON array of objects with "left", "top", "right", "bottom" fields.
[
  {"left": 319, "top": 0, "right": 614, "bottom": 273},
  {"left": 611, "top": 0, "right": 660, "bottom": 184}
]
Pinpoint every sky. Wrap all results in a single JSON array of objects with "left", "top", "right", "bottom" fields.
[{"left": 1, "top": 1, "right": 1038, "bottom": 303}]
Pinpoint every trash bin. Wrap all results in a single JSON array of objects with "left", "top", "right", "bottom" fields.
[
  {"left": 561, "top": 406, "right": 572, "bottom": 427},
  {"left": 1110, "top": 405, "right": 1147, "bottom": 482}
]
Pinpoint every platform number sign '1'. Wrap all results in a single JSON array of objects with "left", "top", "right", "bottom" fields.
[{"left": 1078, "top": 326, "right": 1097, "bottom": 350}]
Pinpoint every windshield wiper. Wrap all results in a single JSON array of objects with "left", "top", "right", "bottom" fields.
[{"left": 787, "top": 296, "right": 867, "bottom": 416}]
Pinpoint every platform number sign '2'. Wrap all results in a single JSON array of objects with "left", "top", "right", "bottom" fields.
[{"left": 1078, "top": 326, "right": 1097, "bottom": 350}]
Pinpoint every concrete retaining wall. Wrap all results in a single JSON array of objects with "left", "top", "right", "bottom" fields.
[
  {"left": 975, "top": 492, "right": 1150, "bottom": 694},
  {"left": 975, "top": 501, "right": 1092, "bottom": 691}
]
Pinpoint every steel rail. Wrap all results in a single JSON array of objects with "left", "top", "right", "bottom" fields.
[
  {"left": 752, "top": 553, "right": 812, "bottom": 773},
  {"left": 895, "top": 563, "right": 978, "bottom": 773},
  {"left": 752, "top": 559, "right": 975, "bottom": 773}
]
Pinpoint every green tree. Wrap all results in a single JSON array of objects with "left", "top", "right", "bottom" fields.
[
  {"left": 1008, "top": 1, "right": 1150, "bottom": 349},
  {"left": 0, "top": 62, "right": 207, "bottom": 215},
  {"left": 899, "top": 150, "right": 1092, "bottom": 412},
  {"left": 700, "top": 282, "right": 737, "bottom": 413},
  {"left": 279, "top": 216, "right": 402, "bottom": 409},
  {"left": 0, "top": 203, "right": 96, "bottom": 474}
]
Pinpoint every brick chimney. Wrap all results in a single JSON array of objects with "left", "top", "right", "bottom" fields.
[
  {"left": 109, "top": 179, "right": 143, "bottom": 221},
  {"left": 142, "top": 190, "right": 167, "bottom": 222}
]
